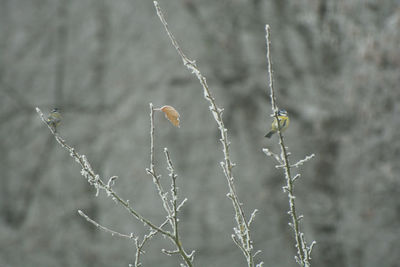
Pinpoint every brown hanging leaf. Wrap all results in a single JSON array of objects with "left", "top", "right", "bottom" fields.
[{"left": 160, "top": 105, "right": 180, "bottom": 127}]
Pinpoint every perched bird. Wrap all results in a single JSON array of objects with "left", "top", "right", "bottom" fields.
[
  {"left": 47, "top": 108, "right": 62, "bottom": 132},
  {"left": 265, "top": 109, "right": 289, "bottom": 138}
]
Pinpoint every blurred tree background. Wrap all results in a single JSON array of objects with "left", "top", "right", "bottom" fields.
[{"left": 1, "top": 0, "right": 400, "bottom": 266}]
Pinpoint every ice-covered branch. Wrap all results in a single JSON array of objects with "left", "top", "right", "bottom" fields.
[
  {"left": 165, "top": 148, "right": 178, "bottom": 236},
  {"left": 36, "top": 107, "right": 171, "bottom": 238},
  {"left": 78, "top": 210, "right": 134, "bottom": 239},
  {"left": 248, "top": 209, "right": 259, "bottom": 227},
  {"left": 164, "top": 147, "right": 194, "bottom": 266},
  {"left": 153, "top": 2, "right": 259, "bottom": 266},
  {"left": 36, "top": 106, "right": 193, "bottom": 266},
  {"left": 134, "top": 219, "right": 170, "bottom": 267},
  {"left": 262, "top": 148, "right": 282, "bottom": 164},
  {"left": 146, "top": 103, "right": 193, "bottom": 266},
  {"left": 291, "top": 154, "right": 315, "bottom": 168},
  {"left": 147, "top": 103, "right": 174, "bottom": 224},
  {"left": 264, "top": 25, "right": 316, "bottom": 267}
]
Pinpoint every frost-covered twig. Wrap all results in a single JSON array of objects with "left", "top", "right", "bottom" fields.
[
  {"left": 248, "top": 209, "right": 259, "bottom": 227},
  {"left": 78, "top": 209, "right": 170, "bottom": 267},
  {"left": 153, "top": 2, "right": 259, "bottom": 266},
  {"left": 146, "top": 103, "right": 193, "bottom": 266},
  {"left": 36, "top": 107, "right": 192, "bottom": 266},
  {"left": 36, "top": 107, "right": 171, "bottom": 238},
  {"left": 291, "top": 154, "right": 315, "bottom": 168},
  {"left": 134, "top": 219, "right": 170, "bottom": 267},
  {"left": 146, "top": 103, "right": 173, "bottom": 225},
  {"left": 262, "top": 148, "right": 282, "bottom": 164},
  {"left": 165, "top": 148, "right": 179, "bottom": 237},
  {"left": 264, "top": 25, "right": 315, "bottom": 267},
  {"left": 164, "top": 148, "right": 195, "bottom": 264},
  {"left": 78, "top": 210, "right": 134, "bottom": 239}
]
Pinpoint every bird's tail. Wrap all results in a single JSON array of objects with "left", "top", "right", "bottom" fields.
[{"left": 265, "top": 131, "right": 275, "bottom": 138}]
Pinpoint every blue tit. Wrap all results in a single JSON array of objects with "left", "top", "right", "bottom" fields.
[
  {"left": 47, "top": 108, "right": 62, "bottom": 132},
  {"left": 265, "top": 109, "right": 289, "bottom": 138}
]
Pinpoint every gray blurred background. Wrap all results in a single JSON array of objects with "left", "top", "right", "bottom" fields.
[{"left": 1, "top": 0, "right": 400, "bottom": 266}]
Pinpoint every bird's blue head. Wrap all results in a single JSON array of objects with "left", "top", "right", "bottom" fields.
[{"left": 278, "top": 109, "right": 288, "bottom": 116}]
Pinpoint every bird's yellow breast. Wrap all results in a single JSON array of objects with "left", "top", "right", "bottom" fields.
[
  {"left": 48, "top": 112, "right": 62, "bottom": 126},
  {"left": 271, "top": 115, "right": 289, "bottom": 132}
]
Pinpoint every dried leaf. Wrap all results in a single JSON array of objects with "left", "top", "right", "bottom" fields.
[{"left": 160, "top": 105, "right": 180, "bottom": 127}]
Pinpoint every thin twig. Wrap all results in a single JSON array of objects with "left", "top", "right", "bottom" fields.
[
  {"left": 248, "top": 209, "right": 259, "bottom": 227},
  {"left": 164, "top": 147, "right": 194, "bottom": 266},
  {"left": 147, "top": 103, "right": 174, "bottom": 225},
  {"left": 36, "top": 107, "right": 172, "bottom": 239},
  {"left": 264, "top": 25, "right": 315, "bottom": 267},
  {"left": 78, "top": 210, "right": 134, "bottom": 239},
  {"left": 262, "top": 148, "right": 282, "bottom": 164},
  {"left": 134, "top": 219, "right": 170, "bottom": 267},
  {"left": 165, "top": 148, "right": 179, "bottom": 237},
  {"left": 37, "top": 103, "right": 198, "bottom": 267},
  {"left": 146, "top": 104, "right": 193, "bottom": 266},
  {"left": 37, "top": 106, "right": 195, "bottom": 266},
  {"left": 153, "top": 2, "right": 258, "bottom": 266},
  {"left": 291, "top": 154, "right": 315, "bottom": 168}
]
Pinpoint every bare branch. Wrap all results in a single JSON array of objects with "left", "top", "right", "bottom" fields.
[
  {"left": 36, "top": 107, "right": 172, "bottom": 239},
  {"left": 264, "top": 25, "right": 315, "bottom": 267},
  {"left": 78, "top": 210, "right": 133, "bottom": 239},
  {"left": 177, "top": 198, "right": 188, "bottom": 211},
  {"left": 147, "top": 103, "right": 174, "bottom": 223},
  {"left": 262, "top": 148, "right": 282, "bottom": 164},
  {"left": 144, "top": 103, "right": 193, "bottom": 266},
  {"left": 248, "top": 209, "right": 259, "bottom": 226},
  {"left": 107, "top": 176, "right": 118, "bottom": 188},
  {"left": 162, "top": 249, "right": 180, "bottom": 256},
  {"left": 291, "top": 174, "right": 301, "bottom": 183},
  {"left": 291, "top": 154, "right": 315, "bottom": 168},
  {"left": 134, "top": 219, "right": 170, "bottom": 267},
  {"left": 164, "top": 148, "right": 179, "bottom": 236},
  {"left": 154, "top": 2, "right": 258, "bottom": 266}
]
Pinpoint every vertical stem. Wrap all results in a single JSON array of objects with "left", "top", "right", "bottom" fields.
[
  {"left": 148, "top": 103, "right": 174, "bottom": 225},
  {"left": 166, "top": 148, "right": 179, "bottom": 237},
  {"left": 148, "top": 105, "right": 193, "bottom": 267},
  {"left": 153, "top": 2, "right": 258, "bottom": 265},
  {"left": 265, "top": 25, "right": 307, "bottom": 266}
]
